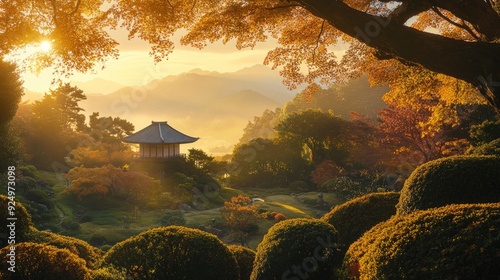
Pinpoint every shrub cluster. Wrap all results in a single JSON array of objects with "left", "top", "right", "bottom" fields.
[
  {"left": 397, "top": 156, "right": 500, "bottom": 215},
  {"left": 103, "top": 226, "right": 239, "bottom": 280},
  {"left": 228, "top": 245, "right": 256, "bottom": 280},
  {"left": 321, "top": 192, "right": 399, "bottom": 252},
  {"left": 0, "top": 194, "right": 33, "bottom": 247},
  {"left": 0, "top": 242, "right": 90, "bottom": 280},
  {"left": 343, "top": 203, "right": 500, "bottom": 280},
  {"left": 27, "top": 230, "right": 103, "bottom": 269},
  {"left": 251, "top": 218, "right": 339, "bottom": 280}
]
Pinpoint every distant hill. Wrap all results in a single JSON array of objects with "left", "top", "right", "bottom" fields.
[
  {"left": 73, "top": 78, "right": 125, "bottom": 95},
  {"left": 80, "top": 65, "right": 296, "bottom": 154}
]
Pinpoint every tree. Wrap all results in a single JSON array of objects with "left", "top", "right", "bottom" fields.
[
  {"left": 3, "top": 1, "right": 500, "bottom": 111},
  {"left": 22, "top": 83, "right": 88, "bottom": 169},
  {"left": 220, "top": 195, "right": 261, "bottom": 246},
  {"left": 64, "top": 165, "right": 160, "bottom": 203},
  {"left": 107, "top": 0, "right": 500, "bottom": 111},
  {"left": 276, "top": 109, "right": 350, "bottom": 165},
  {"left": 86, "top": 112, "right": 135, "bottom": 147},
  {"left": 230, "top": 138, "right": 311, "bottom": 187},
  {"left": 0, "top": 59, "right": 23, "bottom": 170}
]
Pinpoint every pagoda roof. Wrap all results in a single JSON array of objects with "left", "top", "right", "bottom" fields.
[{"left": 123, "top": 121, "right": 199, "bottom": 144}]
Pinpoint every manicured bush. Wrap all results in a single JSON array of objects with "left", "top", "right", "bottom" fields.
[
  {"left": 228, "top": 245, "right": 256, "bottom": 280},
  {"left": 0, "top": 242, "right": 90, "bottom": 280},
  {"left": 90, "top": 266, "right": 127, "bottom": 280},
  {"left": 321, "top": 192, "right": 399, "bottom": 251},
  {"left": 251, "top": 218, "right": 339, "bottom": 280},
  {"left": 27, "top": 230, "right": 103, "bottom": 269},
  {"left": 397, "top": 156, "right": 500, "bottom": 215},
  {"left": 0, "top": 194, "right": 33, "bottom": 247},
  {"left": 466, "top": 138, "right": 500, "bottom": 156},
  {"left": 343, "top": 203, "right": 500, "bottom": 280},
  {"left": 103, "top": 226, "right": 240, "bottom": 280}
]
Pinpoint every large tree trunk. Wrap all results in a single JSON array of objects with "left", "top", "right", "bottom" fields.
[{"left": 296, "top": 0, "right": 500, "bottom": 111}]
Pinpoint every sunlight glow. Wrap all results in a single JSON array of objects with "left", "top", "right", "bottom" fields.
[{"left": 40, "top": 41, "right": 52, "bottom": 52}]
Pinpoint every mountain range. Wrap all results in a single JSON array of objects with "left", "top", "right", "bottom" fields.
[
  {"left": 23, "top": 65, "right": 388, "bottom": 155},
  {"left": 79, "top": 65, "right": 297, "bottom": 154}
]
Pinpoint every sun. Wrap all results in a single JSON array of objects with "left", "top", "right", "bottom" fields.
[{"left": 40, "top": 41, "right": 52, "bottom": 52}]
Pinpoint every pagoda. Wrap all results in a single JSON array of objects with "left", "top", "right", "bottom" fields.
[{"left": 123, "top": 121, "right": 199, "bottom": 159}]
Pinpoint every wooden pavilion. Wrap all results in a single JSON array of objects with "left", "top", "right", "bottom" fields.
[{"left": 123, "top": 121, "right": 199, "bottom": 159}]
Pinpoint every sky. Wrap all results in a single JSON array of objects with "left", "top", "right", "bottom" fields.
[{"left": 21, "top": 29, "right": 279, "bottom": 93}]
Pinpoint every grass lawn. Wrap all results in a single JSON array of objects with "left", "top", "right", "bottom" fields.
[{"left": 39, "top": 183, "right": 345, "bottom": 250}]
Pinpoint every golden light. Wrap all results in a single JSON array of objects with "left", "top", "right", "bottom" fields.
[{"left": 40, "top": 41, "right": 52, "bottom": 52}]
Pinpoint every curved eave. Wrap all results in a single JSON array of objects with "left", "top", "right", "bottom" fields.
[{"left": 122, "top": 121, "right": 199, "bottom": 144}]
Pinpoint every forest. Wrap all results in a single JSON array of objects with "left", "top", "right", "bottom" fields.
[{"left": 1, "top": 1, "right": 500, "bottom": 280}]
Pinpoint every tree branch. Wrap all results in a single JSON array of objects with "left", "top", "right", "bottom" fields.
[
  {"left": 69, "top": 0, "right": 82, "bottom": 15},
  {"left": 294, "top": 0, "right": 500, "bottom": 111},
  {"left": 431, "top": 6, "right": 480, "bottom": 41},
  {"left": 312, "top": 20, "right": 326, "bottom": 63}
]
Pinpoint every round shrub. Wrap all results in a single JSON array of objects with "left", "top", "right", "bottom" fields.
[
  {"left": 0, "top": 242, "right": 90, "bottom": 280},
  {"left": 27, "top": 230, "right": 103, "bottom": 269},
  {"left": 228, "top": 245, "right": 256, "bottom": 280},
  {"left": 0, "top": 194, "right": 33, "bottom": 247},
  {"left": 321, "top": 192, "right": 399, "bottom": 251},
  {"left": 103, "top": 226, "right": 239, "bottom": 280},
  {"left": 343, "top": 203, "right": 500, "bottom": 280},
  {"left": 397, "top": 156, "right": 500, "bottom": 215},
  {"left": 251, "top": 218, "right": 339, "bottom": 280}
]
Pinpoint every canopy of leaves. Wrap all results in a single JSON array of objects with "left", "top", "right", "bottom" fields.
[
  {"left": 64, "top": 165, "right": 160, "bottom": 203},
  {"left": 220, "top": 195, "right": 261, "bottom": 242},
  {"left": 230, "top": 137, "right": 311, "bottom": 187},
  {"left": 3, "top": 0, "right": 500, "bottom": 109}
]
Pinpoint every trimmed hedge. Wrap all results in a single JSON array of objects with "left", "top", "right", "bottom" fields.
[
  {"left": 321, "top": 192, "right": 399, "bottom": 253},
  {"left": 0, "top": 194, "right": 33, "bottom": 247},
  {"left": 250, "top": 218, "right": 339, "bottom": 280},
  {"left": 397, "top": 156, "right": 500, "bottom": 215},
  {"left": 466, "top": 139, "right": 500, "bottom": 156},
  {"left": 27, "top": 230, "right": 103, "bottom": 269},
  {"left": 0, "top": 242, "right": 90, "bottom": 280},
  {"left": 343, "top": 203, "right": 500, "bottom": 280},
  {"left": 103, "top": 226, "right": 239, "bottom": 280},
  {"left": 228, "top": 245, "right": 256, "bottom": 280}
]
